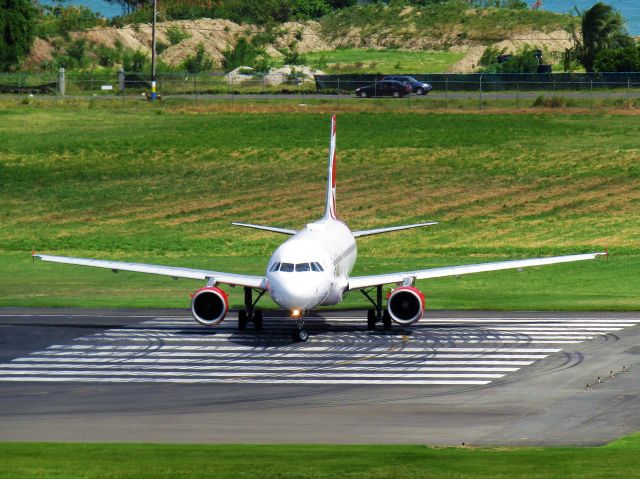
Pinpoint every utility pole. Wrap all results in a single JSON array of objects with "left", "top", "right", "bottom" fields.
[{"left": 150, "top": 0, "right": 157, "bottom": 100}]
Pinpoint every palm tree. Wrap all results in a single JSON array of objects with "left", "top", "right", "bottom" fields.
[{"left": 570, "top": 2, "right": 632, "bottom": 72}]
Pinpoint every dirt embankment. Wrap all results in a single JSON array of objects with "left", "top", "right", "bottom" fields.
[
  {"left": 28, "top": 18, "right": 330, "bottom": 69},
  {"left": 25, "top": 11, "right": 574, "bottom": 72}
]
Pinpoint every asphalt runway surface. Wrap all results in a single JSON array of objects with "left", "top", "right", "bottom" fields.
[{"left": 0, "top": 307, "right": 638, "bottom": 445}]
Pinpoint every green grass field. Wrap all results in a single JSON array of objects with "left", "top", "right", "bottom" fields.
[
  {"left": 1, "top": 100, "right": 639, "bottom": 310},
  {"left": 302, "top": 48, "right": 464, "bottom": 74},
  {"left": 1, "top": 434, "right": 639, "bottom": 479}
]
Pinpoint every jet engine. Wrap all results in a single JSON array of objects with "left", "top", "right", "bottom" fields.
[
  {"left": 191, "top": 287, "right": 229, "bottom": 326},
  {"left": 387, "top": 286, "right": 425, "bottom": 326}
]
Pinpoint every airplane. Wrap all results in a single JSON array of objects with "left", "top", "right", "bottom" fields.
[{"left": 34, "top": 114, "right": 606, "bottom": 342}]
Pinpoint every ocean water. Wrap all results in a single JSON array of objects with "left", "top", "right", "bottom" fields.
[
  {"left": 39, "top": 0, "right": 640, "bottom": 35},
  {"left": 542, "top": 0, "right": 639, "bottom": 35}
]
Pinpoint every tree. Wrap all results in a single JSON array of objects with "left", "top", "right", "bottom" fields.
[
  {"left": 569, "top": 2, "right": 633, "bottom": 72},
  {"left": 593, "top": 43, "right": 640, "bottom": 72},
  {"left": 183, "top": 43, "right": 214, "bottom": 73},
  {"left": 0, "top": 0, "right": 37, "bottom": 71},
  {"left": 105, "top": 0, "right": 146, "bottom": 16}
]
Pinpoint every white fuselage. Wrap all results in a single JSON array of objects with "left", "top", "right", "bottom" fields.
[{"left": 266, "top": 218, "right": 357, "bottom": 312}]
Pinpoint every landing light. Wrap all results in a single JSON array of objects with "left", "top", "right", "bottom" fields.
[{"left": 291, "top": 308, "right": 302, "bottom": 318}]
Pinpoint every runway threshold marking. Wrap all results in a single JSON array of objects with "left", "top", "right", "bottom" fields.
[{"left": 0, "top": 314, "right": 636, "bottom": 386}]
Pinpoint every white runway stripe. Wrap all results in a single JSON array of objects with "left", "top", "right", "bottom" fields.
[
  {"left": 11, "top": 358, "right": 536, "bottom": 366},
  {"left": 15, "top": 353, "right": 550, "bottom": 361},
  {"left": 1, "top": 313, "right": 636, "bottom": 386},
  {"left": 0, "top": 377, "right": 493, "bottom": 385},
  {"left": 86, "top": 331, "right": 598, "bottom": 341},
  {"left": 45, "top": 345, "right": 562, "bottom": 353},
  {"left": 1, "top": 364, "right": 522, "bottom": 372}
]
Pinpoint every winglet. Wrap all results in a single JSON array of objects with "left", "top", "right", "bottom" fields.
[{"left": 323, "top": 114, "right": 337, "bottom": 220}]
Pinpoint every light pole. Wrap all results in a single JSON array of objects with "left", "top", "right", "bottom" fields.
[{"left": 150, "top": 0, "right": 157, "bottom": 100}]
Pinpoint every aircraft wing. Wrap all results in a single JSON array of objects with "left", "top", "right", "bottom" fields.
[
  {"left": 34, "top": 254, "right": 267, "bottom": 289},
  {"left": 347, "top": 252, "right": 606, "bottom": 291},
  {"left": 352, "top": 222, "right": 438, "bottom": 238}
]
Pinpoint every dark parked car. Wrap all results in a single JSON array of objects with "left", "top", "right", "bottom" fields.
[
  {"left": 355, "top": 80, "right": 412, "bottom": 98},
  {"left": 383, "top": 76, "right": 432, "bottom": 95}
]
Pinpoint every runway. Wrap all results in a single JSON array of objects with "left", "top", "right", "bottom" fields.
[{"left": 0, "top": 308, "right": 638, "bottom": 445}]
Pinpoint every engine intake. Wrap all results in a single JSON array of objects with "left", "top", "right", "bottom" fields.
[
  {"left": 191, "top": 287, "right": 229, "bottom": 326},
  {"left": 387, "top": 286, "right": 425, "bottom": 326}
]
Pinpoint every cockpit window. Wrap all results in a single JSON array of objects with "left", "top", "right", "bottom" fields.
[
  {"left": 295, "top": 262, "right": 310, "bottom": 272},
  {"left": 310, "top": 262, "right": 319, "bottom": 272},
  {"left": 280, "top": 262, "right": 294, "bottom": 272},
  {"left": 314, "top": 262, "right": 324, "bottom": 271},
  {"left": 270, "top": 262, "right": 281, "bottom": 272}
]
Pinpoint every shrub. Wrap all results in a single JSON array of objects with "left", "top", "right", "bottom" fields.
[
  {"left": 480, "top": 45, "right": 540, "bottom": 74},
  {"left": 593, "top": 44, "right": 640, "bottom": 72},
  {"left": 96, "top": 45, "right": 122, "bottom": 67},
  {"left": 532, "top": 95, "right": 567, "bottom": 108},
  {"left": 291, "top": 0, "right": 330, "bottom": 20},
  {"left": 165, "top": 25, "right": 190, "bottom": 45},
  {"left": 155, "top": 41, "right": 169, "bottom": 54},
  {"left": 182, "top": 43, "right": 213, "bottom": 73},
  {"left": 284, "top": 49, "right": 306, "bottom": 65},
  {"left": 123, "top": 49, "right": 147, "bottom": 72},
  {"left": 222, "top": 37, "right": 261, "bottom": 72}
]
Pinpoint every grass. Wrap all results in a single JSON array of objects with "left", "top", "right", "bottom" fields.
[
  {"left": 300, "top": 48, "right": 464, "bottom": 74},
  {"left": 1, "top": 434, "right": 640, "bottom": 479},
  {"left": 1, "top": 100, "right": 640, "bottom": 310}
]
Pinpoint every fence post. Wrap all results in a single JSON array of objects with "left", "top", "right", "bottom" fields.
[
  {"left": 516, "top": 81, "right": 520, "bottom": 110},
  {"left": 627, "top": 78, "right": 631, "bottom": 106},
  {"left": 58, "top": 68, "right": 65, "bottom": 96},
  {"left": 445, "top": 77, "right": 448, "bottom": 110},
  {"left": 479, "top": 75, "right": 483, "bottom": 110},
  {"left": 118, "top": 68, "right": 125, "bottom": 106}
]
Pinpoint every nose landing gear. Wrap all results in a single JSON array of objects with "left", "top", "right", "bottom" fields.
[{"left": 291, "top": 312, "right": 308, "bottom": 342}]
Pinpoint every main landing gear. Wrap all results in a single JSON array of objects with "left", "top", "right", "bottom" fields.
[
  {"left": 361, "top": 285, "right": 392, "bottom": 331},
  {"left": 238, "top": 287, "right": 265, "bottom": 331}
]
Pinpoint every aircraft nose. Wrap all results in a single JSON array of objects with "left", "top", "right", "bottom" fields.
[{"left": 269, "top": 274, "right": 330, "bottom": 310}]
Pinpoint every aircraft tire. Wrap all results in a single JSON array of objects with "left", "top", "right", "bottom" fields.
[
  {"left": 382, "top": 310, "right": 392, "bottom": 330},
  {"left": 238, "top": 310, "right": 248, "bottom": 330},
  {"left": 292, "top": 329, "right": 309, "bottom": 342},
  {"left": 253, "top": 310, "right": 263, "bottom": 330},
  {"left": 367, "top": 309, "right": 377, "bottom": 330}
]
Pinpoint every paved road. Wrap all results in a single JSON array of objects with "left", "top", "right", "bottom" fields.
[{"left": 0, "top": 308, "right": 638, "bottom": 445}]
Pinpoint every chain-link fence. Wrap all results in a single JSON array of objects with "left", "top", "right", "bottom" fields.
[{"left": 3, "top": 70, "right": 640, "bottom": 110}]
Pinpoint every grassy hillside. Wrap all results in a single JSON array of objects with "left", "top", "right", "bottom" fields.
[
  {"left": 320, "top": 2, "right": 574, "bottom": 47},
  {"left": 1, "top": 101, "right": 638, "bottom": 309},
  {"left": 302, "top": 49, "right": 464, "bottom": 74},
  {"left": 1, "top": 434, "right": 639, "bottom": 479}
]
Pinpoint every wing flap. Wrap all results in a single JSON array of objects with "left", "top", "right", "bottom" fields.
[
  {"left": 348, "top": 252, "right": 606, "bottom": 290},
  {"left": 34, "top": 254, "right": 266, "bottom": 289}
]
